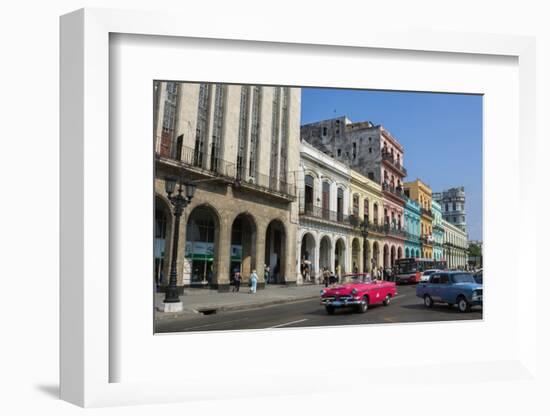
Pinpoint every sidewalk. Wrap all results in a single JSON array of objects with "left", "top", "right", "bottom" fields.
[{"left": 154, "top": 284, "right": 323, "bottom": 320}]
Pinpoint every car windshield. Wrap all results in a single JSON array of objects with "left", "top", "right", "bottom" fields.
[
  {"left": 423, "top": 270, "right": 437, "bottom": 276},
  {"left": 350, "top": 274, "right": 371, "bottom": 283},
  {"left": 450, "top": 273, "right": 476, "bottom": 284}
]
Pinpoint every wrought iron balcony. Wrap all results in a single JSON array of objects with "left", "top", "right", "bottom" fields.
[
  {"left": 421, "top": 207, "right": 434, "bottom": 218},
  {"left": 156, "top": 142, "right": 296, "bottom": 199},
  {"left": 420, "top": 235, "right": 434, "bottom": 245},
  {"left": 300, "top": 203, "right": 351, "bottom": 225},
  {"left": 382, "top": 182, "right": 406, "bottom": 201},
  {"left": 381, "top": 151, "right": 407, "bottom": 176}
]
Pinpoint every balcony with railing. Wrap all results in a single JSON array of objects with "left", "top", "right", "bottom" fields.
[
  {"left": 381, "top": 151, "right": 407, "bottom": 176},
  {"left": 300, "top": 203, "right": 351, "bottom": 226},
  {"left": 382, "top": 182, "right": 406, "bottom": 201},
  {"left": 156, "top": 143, "right": 296, "bottom": 200},
  {"left": 420, "top": 235, "right": 434, "bottom": 245},
  {"left": 421, "top": 207, "right": 434, "bottom": 218}
]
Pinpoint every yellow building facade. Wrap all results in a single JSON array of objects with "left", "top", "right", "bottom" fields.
[
  {"left": 404, "top": 179, "right": 434, "bottom": 259},
  {"left": 349, "top": 170, "right": 385, "bottom": 273}
]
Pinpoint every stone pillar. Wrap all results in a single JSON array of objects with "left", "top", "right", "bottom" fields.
[
  {"left": 329, "top": 236, "right": 336, "bottom": 274},
  {"left": 215, "top": 207, "right": 231, "bottom": 292},
  {"left": 313, "top": 233, "right": 321, "bottom": 284},
  {"left": 256, "top": 221, "right": 267, "bottom": 286},
  {"left": 284, "top": 222, "right": 297, "bottom": 285}
]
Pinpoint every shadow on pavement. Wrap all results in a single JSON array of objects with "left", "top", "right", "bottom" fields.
[{"left": 401, "top": 303, "right": 483, "bottom": 315}]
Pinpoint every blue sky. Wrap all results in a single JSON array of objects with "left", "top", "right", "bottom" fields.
[{"left": 300, "top": 88, "right": 483, "bottom": 241}]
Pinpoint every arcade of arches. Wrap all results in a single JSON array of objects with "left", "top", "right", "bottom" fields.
[
  {"left": 155, "top": 186, "right": 297, "bottom": 291},
  {"left": 297, "top": 231, "right": 404, "bottom": 283}
]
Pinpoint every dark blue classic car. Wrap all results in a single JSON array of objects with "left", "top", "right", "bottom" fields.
[{"left": 416, "top": 271, "right": 482, "bottom": 312}]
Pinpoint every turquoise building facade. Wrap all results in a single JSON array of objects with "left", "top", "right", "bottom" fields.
[
  {"left": 432, "top": 200, "right": 444, "bottom": 261},
  {"left": 404, "top": 198, "right": 421, "bottom": 258}
]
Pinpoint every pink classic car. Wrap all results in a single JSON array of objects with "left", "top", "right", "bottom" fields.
[{"left": 320, "top": 273, "right": 397, "bottom": 314}]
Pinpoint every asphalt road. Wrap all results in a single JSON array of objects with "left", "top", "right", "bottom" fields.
[{"left": 155, "top": 285, "right": 482, "bottom": 334}]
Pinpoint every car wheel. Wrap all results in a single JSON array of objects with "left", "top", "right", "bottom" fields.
[
  {"left": 383, "top": 294, "right": 391, "bottom": 306},
  {"left": 357, "top": 296, "right": 368, "bottom": 313},
  {"left": 457, "top": 296, "right": 470, "bottom": 313},
  {"left": 424, "top": 295, "right": 433, "bottom": 308},
  {"left": 325, "top": 305, "right": 335, "bottom": 315}
]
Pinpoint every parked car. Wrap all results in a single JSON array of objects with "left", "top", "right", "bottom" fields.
[
  {"left": 473, "top": 269, "right": 483, "bottom": 284},
  {"left": 416, "top": 271, "right": 482, "bottom": 312},
  {"left": 419, "top": 269, "right": 441, "bottom": 282},
  {"left": 320, "top": 273, "right": 397, "bottom": 314}
]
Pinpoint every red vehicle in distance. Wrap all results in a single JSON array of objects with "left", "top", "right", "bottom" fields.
[{"left": 320, "top": 273, "right": 397, "bottom": 314}]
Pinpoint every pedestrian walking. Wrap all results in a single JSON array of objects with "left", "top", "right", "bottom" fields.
[
  {"left": 264, "top": 264, "right": 270, "bottom": 285},
  {"left": 323, "top": 267, "right": 330, "bottom": 288},
  {"left": 232, "top": 270, "right": 241, "bottom": 292},
  {"left": 249, "top": 269, "right": 258, "bottom": 294}
]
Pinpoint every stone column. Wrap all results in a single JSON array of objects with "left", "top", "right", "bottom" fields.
[
  {"left": 284, "top": 222, "right": 297, "bottom": 285},
  {"left": 256, "top": 221, "right": 267, "bottom": 287},
  {"left": 215, "top": 206, "right": 231, "bottom": 292},
  {"left": 313, "top": 233, "right": 321, "bottom": 284},
  {"left": 329, "top": 235, "right": 336, "bottom": 274}
]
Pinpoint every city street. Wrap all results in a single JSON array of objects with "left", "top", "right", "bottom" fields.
[{"left": 155, "top": 284, "right": 482, "bottom": 333}]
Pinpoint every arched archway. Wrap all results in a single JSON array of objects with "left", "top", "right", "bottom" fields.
[
  {"left": 300, "top": 232, "right": 316, "bottom": 283},
  {"left": 319, "top": 235, "right": 332, "bottom": 271},
  {"left": 230, "top": 213, "right": 257, "bottom": 283},
  {"left": 335, "top": 238, "right": 346, "bottom": 279},
  {"left": 351, "top": 238, "right": 361, "bottom": 273},
  {"left": 405, "top": 247, "right": 410, "bottom": 258},
  {"left": 397, "top": 246, "right": 403, "bottom": 260},
  {"left": 265, "top": 219, "right": 286, "bottom": 284},
  {"left": 155, "top": 196, "right": 172, "bottom": 288},
  {"left": 186, "top": 204, "right": 220, "bottom": 286},
  {"left": 390, "top": 245, "right": 396, "bottom": 267},
  {"left": 416, "top": 249, "right": 420, "bottom": 258}
]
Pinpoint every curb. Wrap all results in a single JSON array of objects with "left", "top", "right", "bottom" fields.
[{"left": 155, "top": 294, "right": 320, "bottom": 321}]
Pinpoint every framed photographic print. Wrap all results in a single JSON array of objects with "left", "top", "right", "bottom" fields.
[{"left": 60, "top": 7, "right": 538, "bottom": 408}]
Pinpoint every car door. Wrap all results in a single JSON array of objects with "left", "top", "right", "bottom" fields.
[
  {"left": 430, "top": 274, "right": 441, "bottom": 301},
  {"left": 438, "top": 273, "right": 451, "bottom": 303}
]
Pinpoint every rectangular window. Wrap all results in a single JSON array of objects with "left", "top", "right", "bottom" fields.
[
  {"left": 160, "top": 82, "right": 178, "bottom": 158},
  {"left": 194, "top": 83, "right": 210, "bottom": 168},
  {"left": 249, "top": 86, "right": 262, "bottom": 177},
  {"left": 337, "top": 149, "right": 341, "bottom": 156},
  {"left": 236, "top": 86, "right": 250, "bottom": 179},
  {"left": 368, "top": 172, "right": 374, "bottom": 180},
  {"left": 279, "top": 88, "right": 290, "bottom": 184},
  {"left": 210, "top": 84, "right": 225, "bottom": 173},
  {"left": 269, "top": 87, "right": 281, "bottom": 188}
]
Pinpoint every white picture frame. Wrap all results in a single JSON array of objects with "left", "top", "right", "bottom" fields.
[{"left": 60, "top": 8, "right": 538, "bottom": 408}]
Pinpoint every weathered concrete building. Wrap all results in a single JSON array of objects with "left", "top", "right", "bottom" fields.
[
  {"left": 154, "top": 81, "right": 301, "bottom": 291},
  {"left": 300, "top": 117, "right": 407, "bottom": 187}
]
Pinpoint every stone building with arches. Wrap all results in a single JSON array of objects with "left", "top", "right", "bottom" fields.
[
  {"left": 296, "top": 142, "right": 355, "bottom": 284},
  {"left": 154, "top": 81, "right": 301, "bottom": 291}
]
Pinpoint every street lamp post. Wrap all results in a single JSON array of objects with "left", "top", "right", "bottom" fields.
[{"left": 162, "top": 176, "right": 196, "bottom": 312}]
